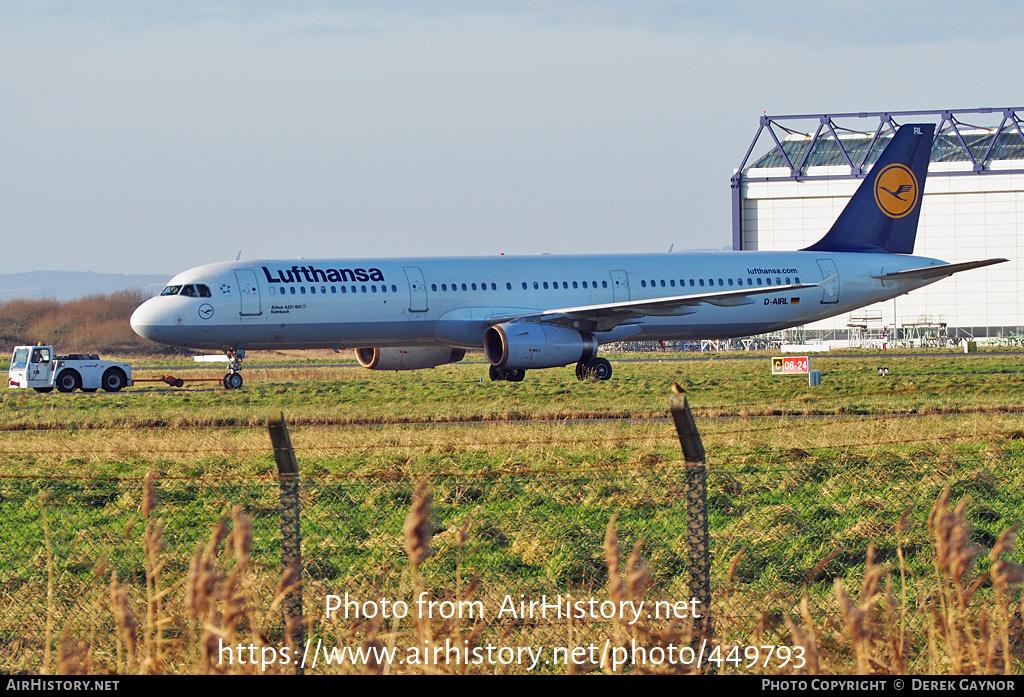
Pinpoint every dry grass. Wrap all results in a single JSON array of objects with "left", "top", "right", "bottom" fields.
[
  {"left": 1, "top": 412, "right": 1020, "bottom": 478},
  {"left": 30, "top": 477, "right": 1024, "bottom": 675}
]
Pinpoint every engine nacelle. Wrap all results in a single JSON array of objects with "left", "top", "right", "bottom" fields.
[
  {"left": 355, "top": 347, "right": 466, "bottom": 371},
  {"left": 484, "top": 323, "right": 598, "bottom": 370}
]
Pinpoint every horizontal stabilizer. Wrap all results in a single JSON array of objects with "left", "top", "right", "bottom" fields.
[{"left": 873, "top": 258, "right": 1008, "bottom": 282}]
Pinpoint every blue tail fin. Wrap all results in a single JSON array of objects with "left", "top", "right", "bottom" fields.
[{"left": 803, "top": 123, "right": 934, "bottom": 254}]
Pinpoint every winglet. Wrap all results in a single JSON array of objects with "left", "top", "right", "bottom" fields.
[{"left": 804, "top": 123, "right": 934, "bottom": 255}]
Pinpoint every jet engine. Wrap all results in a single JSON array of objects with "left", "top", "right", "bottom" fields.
[
  {"left": 355, "top": 347, "right": 466, "bottom": 371},
  {"left": 484, "top": 323, "right": 598, "bottom": 370}
]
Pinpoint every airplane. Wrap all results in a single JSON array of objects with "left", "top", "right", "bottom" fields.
[{"left": 130, "top": 123, "right": 1006, "bottom": 389}]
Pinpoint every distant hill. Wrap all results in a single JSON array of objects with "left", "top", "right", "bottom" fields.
[{"left": 0, "top": 271, "right": 172, "bottom": 302}]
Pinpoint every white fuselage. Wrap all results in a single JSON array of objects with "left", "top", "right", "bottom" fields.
[{"left": 130, "top": 251, "right": 944, "bottom": 352}]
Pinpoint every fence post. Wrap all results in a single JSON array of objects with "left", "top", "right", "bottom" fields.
[
  {"left": 268, "top": 410, "right": 304, "bottom": 675},
  {"left": 668, "top": 384, "right": 713, "bottom": 673}
]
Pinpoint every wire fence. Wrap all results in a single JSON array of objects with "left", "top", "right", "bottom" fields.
[{"left": 2, "top": 403, "right": 1023, "bottom": 675}]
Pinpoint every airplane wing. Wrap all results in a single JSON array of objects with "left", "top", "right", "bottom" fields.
[
  {"left": 872, "top": 258, "right": 1007, "bottom": 282},
  {"left": 487, "top": 280, "right": 823, "bottom": 333}
]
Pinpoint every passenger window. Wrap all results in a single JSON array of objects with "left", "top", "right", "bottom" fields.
[
  {"left": 543, "top": 282, "right": 549, "bottom": 289},
  {"left": 301, "top": 286, "right": 307, "bottom": 294},
  {"left": 311, "top": 286, "right": 317, "bottom": 294},
  {"left": 641, "top": 280, "right": 647, "bottom": 288},
  {"left": 392, "top": 285, "right": 397, "bottom": 293},
  {"left": 572, "top": 281, "right": 578, "bottom": 289},
  {"left": 660, "top": 280, "right": 666, "bottom": 287},
  {"left": 602, "top": 281, "right": 608, "bottom": 288},
  {"left": 582, "top": 281, "right": 588, "bottom": 289},
  {"left": 492, "top": 283, "right": 497, "bottom": 291},
  {"left": 431, "top": 284, "right": 437, "bottom": 292},
  {"left": 699, "top": 279, "right": 705, "bottom": 287}
]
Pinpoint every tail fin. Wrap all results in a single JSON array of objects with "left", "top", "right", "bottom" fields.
[{"left": 803, "top": 123, "right": 934, "bottom": 254}]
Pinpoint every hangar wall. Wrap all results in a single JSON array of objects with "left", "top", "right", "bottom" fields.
[{"left": 734, "top": 110, "right": 1024, "bottom": 341}]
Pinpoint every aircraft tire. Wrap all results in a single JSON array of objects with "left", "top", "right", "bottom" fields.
[
  {"left": 575, "top": 362, "right": 588, "bottom": 381},
  {"left": 504, "top": 368, "right": 525, "bottom": 382},
  {"left": 588, "top": 358, "right": 613, "bottom": 381},
  {"left": 56, "top": 370, "right": 81, "bottom": 393},
  {"left": 489, "top": 365, "right": 505, "bottom": 381},
  {"left": 224, "top": 372, "right": 244, "bottom": 390},
  {"left": 102, "top": 367, "right": 128, "bottom": 392}
]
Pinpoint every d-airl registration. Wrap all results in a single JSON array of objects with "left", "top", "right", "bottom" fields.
[{"left": 130, "top": 124, "right": 1005, "bottom": 389}]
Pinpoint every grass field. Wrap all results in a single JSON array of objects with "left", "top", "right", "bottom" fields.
[{"left": 2, "top": 349, "right": 1023, "bottom": 674}]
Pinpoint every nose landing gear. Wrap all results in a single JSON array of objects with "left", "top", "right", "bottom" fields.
[{"left": 222, "top": 349, "right": 245, "bottom": 390}]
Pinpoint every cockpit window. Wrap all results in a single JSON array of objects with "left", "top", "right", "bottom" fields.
[
  {"left": 180, "top": 285, "right": 198, "bottom": 297},
  {"left": 160, "top": 285, "right": 182, "bottom": 296},
  {"left": 197, "top": 284, "right": 212, "bottom": 297}
]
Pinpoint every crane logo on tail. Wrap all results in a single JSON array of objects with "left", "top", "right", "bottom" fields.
[{"left": 874, "top": 163, "right": 919, "bottom": 219}]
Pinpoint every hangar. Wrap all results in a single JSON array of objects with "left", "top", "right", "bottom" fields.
[{"left": 732, "top": 108, "right": 1024, "bottom": 345}]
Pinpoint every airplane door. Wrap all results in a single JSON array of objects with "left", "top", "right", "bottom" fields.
[
  {"left": 610, "top": 270, "right": 630, "bottom": 302},
  {"left": 816, "top": 259, "right": 840, "bottom": 304},
  {"left": 404, "top": 266, "right": 428, "bottom": 312},
  {"left": 234, "top": 269, "right": 263, "bottom": 316}
]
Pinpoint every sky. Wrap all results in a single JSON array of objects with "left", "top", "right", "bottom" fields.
[{"left": 2, "top": 1, "right": 1023, "bottom": 277}]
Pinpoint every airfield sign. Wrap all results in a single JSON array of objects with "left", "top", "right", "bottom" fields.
[{"left": 771, "top": 356, "right": 809, "bottom": 375}]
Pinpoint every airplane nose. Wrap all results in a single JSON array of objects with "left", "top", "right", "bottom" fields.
[{"left": 130, "top": 300, "right": 162, "bottom": 341}]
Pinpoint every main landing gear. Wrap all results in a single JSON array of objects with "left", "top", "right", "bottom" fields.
[
  {"left": 489, "top": 365, "right": 526, "bottom": 382},
  {"left": 575, "top": 357, "right": 612, "bottom": 381},
  {"left": 487, "top": 357, "right": 613, "bottom": 382},
  {"left": 223, "top": 349, "right": 245, "bottom": 390}
]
